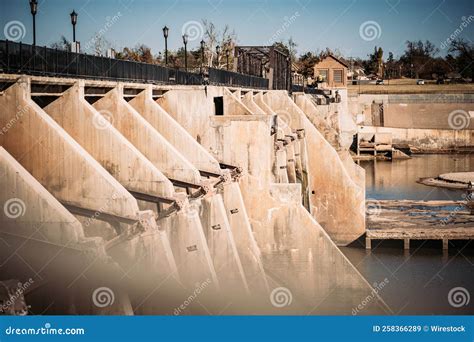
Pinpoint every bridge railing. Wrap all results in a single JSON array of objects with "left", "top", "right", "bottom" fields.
[
  {"left": 208, "top": 67, "right": 269, "bottom": 89},
  {"left": 0, "top": 40, "right": 270, "bottom": 89}
]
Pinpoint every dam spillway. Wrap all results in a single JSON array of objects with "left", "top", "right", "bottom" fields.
[{"left": 0, "top": 73, "right": 388, "bottom": 315}]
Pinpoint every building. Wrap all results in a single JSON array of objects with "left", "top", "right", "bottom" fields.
[{"left": 314, "top": 54, "right": 348, "bottom": 87}]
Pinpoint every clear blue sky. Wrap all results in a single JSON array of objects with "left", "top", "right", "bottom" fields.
[{"left": 1, "top": 0, "right": 473, "bottom": 58}]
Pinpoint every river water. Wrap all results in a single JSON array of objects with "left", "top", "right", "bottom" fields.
[{"left": 341, "top": 154, "right": 474, "bottom": 315}]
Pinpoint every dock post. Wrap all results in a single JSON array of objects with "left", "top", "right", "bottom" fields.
[
  {"left": 365, "top": 237, "right": 371, "bottom": 250},
  {"left": 442, "top": 239, "right": 449, "bottom": 250},
  {"left": 404, "top": 238, "right": 410, "bottom": 250}
]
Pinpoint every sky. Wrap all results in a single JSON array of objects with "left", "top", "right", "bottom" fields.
[{"left": 1, "top": 0, "right": 473, "bottom": 59}]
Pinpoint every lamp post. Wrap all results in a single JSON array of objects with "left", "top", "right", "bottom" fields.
[
  {"left": 226, "top": 49, "right": 230, "bottom": 71},
  {"left": 200, "top": 39, "right": 205, "bottom": 73},
  {"left": 29, "top": 0, "right": 38, "bottom": 45},
  {"left": 70, "top": 10, "right": 78, "bottom": 42},
  {"left": 162, "top": 26, "right": 169, "bottom": 65},
  {"left": 182, "top": 34, "right": 188, "bottom": 71},
  {"left": 216, "top": 45, "right": 220, "bottom": 68}
]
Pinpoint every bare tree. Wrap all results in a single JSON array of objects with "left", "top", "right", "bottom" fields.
[{"left": 202, "top": 20, "right": 237, "bottom": 69}]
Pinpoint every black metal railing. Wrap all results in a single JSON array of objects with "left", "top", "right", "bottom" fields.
[
  {"left": 208, "top": 67, "right": 269, "bottom": 89},
  {"left": 0, "top": 40, "right": 271, "bottom": 89},
  {"left": 0, "top": 40, "right": 201, "bottom": 85}
]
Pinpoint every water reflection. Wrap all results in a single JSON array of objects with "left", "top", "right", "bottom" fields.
[
  {"left": 360, "top": 154, "right": 474, "bottom": 200},
  {"left": 343, "top": 154, "right": 474, "bottom": 315}
]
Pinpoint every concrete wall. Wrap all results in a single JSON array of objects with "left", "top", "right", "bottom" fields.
[
  {"left": 0, "top": 146, "right": 85, "bottom": 245},
  {"left": 0, "top": 79, "right": 139, "bottom": 219},
  {"left": 93, "top": 86, "right": 202, "bottom": 185},
  {"left": 263, "top": 91, "right": 365, "bottom": 245},
  {"left": 128, "top": 86, "right": 222, "bottom": 175},
  {"left": 207, "top": 115, "right": 388, "bottom": 314},
  {"left": 351, "top": 93, "right": 474, "bottom": 130},
  {"left": 44, "top": 82, "right": 175, "bottom": 199},
  {"left": 0, "top": 146, "right": 135, "bottom": 315},
  {"left": 359, "top": 125, "right": 474, "bottom": 150}
]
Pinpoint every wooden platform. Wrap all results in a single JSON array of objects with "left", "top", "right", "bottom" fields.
[{"left": 366, "top": 200, "right": 474, "bottom": 250}]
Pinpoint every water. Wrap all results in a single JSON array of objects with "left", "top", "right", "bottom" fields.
[
  {"left": 342, "top": 154, "right": 474, "bottom": 315},
  {"left": 361, "top": 154, "right": 474, "bottom": 200}
]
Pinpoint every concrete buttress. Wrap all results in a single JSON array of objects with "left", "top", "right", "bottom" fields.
[
  {"left": 129, "top": 86, "right": 268, "bottom": 295},
  {"left": 92, "top": 86, "right": 249, "bottom": 296}
]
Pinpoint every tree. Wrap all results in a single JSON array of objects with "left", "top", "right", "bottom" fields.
[
  {"left": 115, "top": 44, "right": 156, "bottom": 63},
  {"left": 202, "top": 20, "right": 237, "bottom": 68},
  {"left": 449, "top": 39, "right": 474, "bottom": 81},
  {"left": 90, "top": 34, "right": 112, "bottom": 56},
  {"left": 399, "top": 40, "right": 438, "bottom": 78},
  {"left": 50, "top": 36, "right": 71, "bottom": 51},
  {"left": 296, "top": 51, "right": 319, "bottom": 78}
]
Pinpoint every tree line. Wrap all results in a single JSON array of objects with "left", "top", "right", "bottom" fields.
[{"left": 49, "top": 21, "right": 473, "bottom": 81}]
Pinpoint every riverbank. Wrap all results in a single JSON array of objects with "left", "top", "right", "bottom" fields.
[{"left": 348, "top": 78, "right": 474, "bottom": 95}]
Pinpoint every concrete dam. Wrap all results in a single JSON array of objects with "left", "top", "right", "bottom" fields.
[{"left": 0, "top": 73, "right": 389, "bottom": 315}]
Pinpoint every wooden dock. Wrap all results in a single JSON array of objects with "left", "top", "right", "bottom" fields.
[{"left": 366, "top": 200, "right": 474, "bottom": 250}]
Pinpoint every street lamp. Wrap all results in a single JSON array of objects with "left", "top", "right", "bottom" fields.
[
  {"left": 216, "top": 45, "right": 220, "bottom": 68},
  {"left": 226, "top": 49, "right": 230, "bottom": 71},
  {"left": 182, "top": 34, "right": 188, "bottom": 71},
  {"left": 162, "top": 26, "right": 169, "bottom": 65},
  {"left": 200, "top": 39, "right": 205, "bottom": 73},
  {"left": 70, "top": 10, "right": 78, "bottom": 42},
  {"left": 29, "top": 0, "right": 38, "bottom": 45}
]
